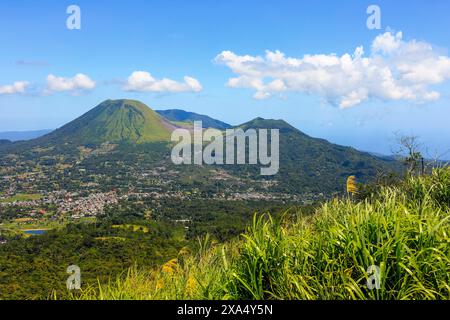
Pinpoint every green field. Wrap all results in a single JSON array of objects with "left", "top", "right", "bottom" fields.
[
  {"left": 0, "top": 193, "right": 42, "bottom": 203},
  {"left": 0, "top": 216, "right": 96, "bottom": 237},
  {"left": 112, "top": 224, "right": 150, "bottom": 233}
]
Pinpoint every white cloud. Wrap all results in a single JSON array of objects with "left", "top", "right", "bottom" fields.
[
  {"left": 0, "top": 81, "right": 30, "bottom": 95},
  {"left": 215, "top": 31, "right": 450, "bottom": 108},
  {"left": 46, "top": 73, "right": 96, "bottom": 94},
  {"left": 123, "top": 71, "right": 202, "bottom": 93},
  {"left": 371, "top": 31, "right": 403, "bottom": 54}
]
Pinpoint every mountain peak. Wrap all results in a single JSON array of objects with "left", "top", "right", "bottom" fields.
[
  {"left": 37, "top": 99, "right": 175, "bottom": 145},
  {"left": 95, "top": 99, "right": 151, "bottom": 113},
  {"left": 238, "top": 117, "right": 302, "bottom": 133}
]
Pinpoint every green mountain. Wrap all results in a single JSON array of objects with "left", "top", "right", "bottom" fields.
[
  {"left": 37, "top": 99, "right": 175, "bottom": 145},
  {"left": 229, "top": 117, "right": 401, "bottom": 193},
  {"left": 156, "top": 109, "right": 232, "bottom": 130},
  {"left": 0, "top": 99, "right": 402, "bottom": 196}
]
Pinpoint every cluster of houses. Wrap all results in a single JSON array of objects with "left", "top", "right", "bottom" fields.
[
  {"left": 54, "top": 191, "right": 119, "bottom": 217},
  {"left": 0, "top": 190, "right": 119, "bottom": 219}
]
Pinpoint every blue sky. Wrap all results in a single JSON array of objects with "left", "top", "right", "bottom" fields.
[{"left": 1, "top": 0, "right": 450, "bottom": 157}]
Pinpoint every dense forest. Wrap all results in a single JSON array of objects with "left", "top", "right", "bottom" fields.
[{"left": 0, "top": 198, "right": 306, "bottom": 299}]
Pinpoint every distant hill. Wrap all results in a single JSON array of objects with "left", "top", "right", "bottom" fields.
[
  {"left": 156, "top": 109, "right": 231, "bottom": 130},
  {"left": 35, "top": 99, "right": 175, "bottom": 145},
  {"left": 0, "top": 129, "right": 52, "bottom": 141},
  {"left": 0, "top": 139, "right": 12, "bottom": 146}
]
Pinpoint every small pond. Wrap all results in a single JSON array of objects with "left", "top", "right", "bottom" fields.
[{"left": 23, "top": 229, "right": 47, "bottom": 235}]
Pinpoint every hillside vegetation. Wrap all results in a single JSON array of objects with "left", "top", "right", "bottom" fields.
[
  {"left": 70, "top": 167, "right": 450, "bottom": 300},
  {"left": 228, "top": 117, "right": 401, "bottom": 193}
]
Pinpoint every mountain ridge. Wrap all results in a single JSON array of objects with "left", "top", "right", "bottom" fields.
[
  {"left": 156, "top": 109, "right": 232, "bottom": 130},
  {"left": 0, "top": 99, "right": 402, "bottom": 195}
]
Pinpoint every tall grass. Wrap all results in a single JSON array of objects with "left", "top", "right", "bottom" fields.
[
  {"left": 70, "top": 235, "right": 235, "bottom": 300},
  {"left": 70, "top": 168, "right": 450, "bottom": 300}
]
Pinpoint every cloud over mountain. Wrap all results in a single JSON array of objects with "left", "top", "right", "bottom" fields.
[
  {"left": 123, "top": 71, "right": 202, "bottom": 93},
  {"left": 215, "top": 31, "right": 450, "bottom": 108}
]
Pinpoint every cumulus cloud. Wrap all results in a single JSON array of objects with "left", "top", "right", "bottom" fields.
[
  {"left": 46, "top": 73, "right": 96, "bottom": 94},
  {"left": 123, "top": 71, "right": 202, "bottom": 93},
  {"left": 0, "top": 81, "right": 30, "bottom": 95},
  {"left": 215, "top": 31, "right": 450, "bottom": 108}
]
